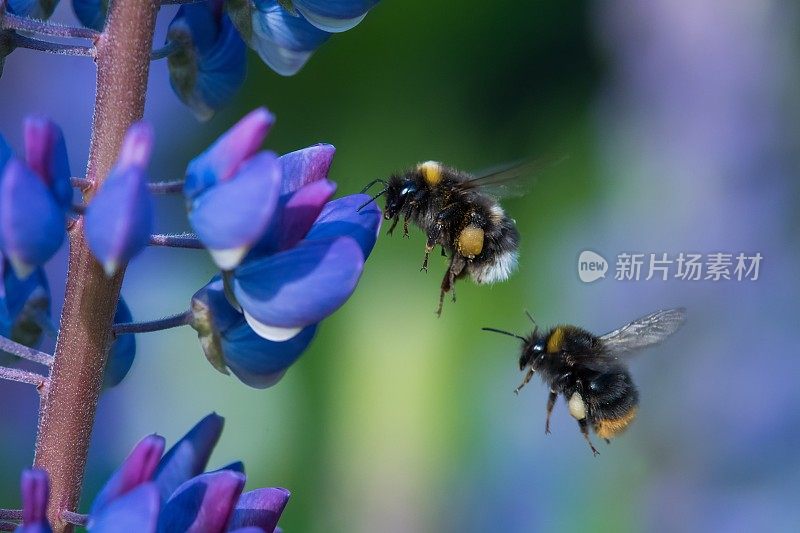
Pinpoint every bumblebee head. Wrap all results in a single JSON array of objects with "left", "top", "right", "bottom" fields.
[
  {"left": 519, "top": 334, "right": 546, "bottom": 370},
  {"left": 384, "top": 177, "right": 416, "bottom": 220}
]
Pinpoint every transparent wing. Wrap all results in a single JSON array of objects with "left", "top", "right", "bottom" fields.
[
  {"left": 571, "top": 308, "right": 687, "bottom": 373},
  {"left": 461, "top": 157, "right": 564, "bottom": 199},
  {"left": 600, "top": 308, "right": 687, "bottom": 356}
]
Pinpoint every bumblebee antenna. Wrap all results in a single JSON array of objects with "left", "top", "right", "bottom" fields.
[
  {"left": 524, "top": 309, "right": 537, "bottom": 327},
  {"left": 482, "top": 327, "right": 527, "bottom": 341},
  {"left": 360, "top": 178, "right": 388, "bottom": 194},
  {"left": 357, "top": 189, "right": 387, "bottom": 212}
]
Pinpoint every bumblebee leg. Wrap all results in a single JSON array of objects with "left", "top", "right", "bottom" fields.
[
  {"left": 421, "top": 232, "right": 438, "bottom": 272},
  {"left": 436, "top": 260, "right": 456, "bottom": 316},
  {"left": 403, "top": 217, "right": 410, "bottom": 238},
  {"left": 578, "top": 418, "right": 599, "bottom": 457},
  {"left": 545, "top": 389, "right": 557, "bottom": 434},
  {"left": 604, "top": 439, "right": 611, "bottom": 445},
  {"left": 513, "top": 368, "right": 534, "bottom": 395},
  {"left": 386, "top": 216, "right": 400, "bottom": 236}
]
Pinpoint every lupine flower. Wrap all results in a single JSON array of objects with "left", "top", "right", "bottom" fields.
[
  {"left": 13, "top": 414, "right": 289, "bottom": 532},
  {"left": 191, "top": 276, "right": 317, "bottom": 388},
  {"left": 85, "top": 122, "right": 154, "bottom": 277},
  {"left": 15, "top": 469, "right": 51, "bottom": 533},
  {"left": 0, "top": 253, "right": 49, "bottom": 351},
  {"left": 187, "top": 109, "right": 380, "bottom": 339},
  {"left": 103, "top": 298, "right": 136, "bottom": 389},
  {"left": 184, "top": 108, "right": 278, "bottom": 269},
  {"left": 0, "top": 118, "right": 72, "bottom": 278},
  {"left": 182, "top": 108, "right": 379, "bottom": 385},
  {"left": 228, "top": 0, "right": 380, "bottom": 76},
  {"left": 0, "top": 157, "right": 65, "bottom": 279},
  {"left": 166, "top": 1, "right": 247, "bottom": 121},
  {"left": 4, "top": 0, "right": 59, "bottom": 20},
  {"left": 71, "top": 0, "right": 107, "bottom": 31},
  {"left": 23, "top": 116, "right": 72, "bottom": 211}
]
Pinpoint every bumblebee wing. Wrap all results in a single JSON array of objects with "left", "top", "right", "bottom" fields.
[
  {"left": 599, "top": 308, "right": 687, "bottom": 356},
  {"left": 460, "top": 158, "right": 560, "bottom": 199},
  {"left": 569, "top": 308, "right": 687, "bottom": 372}
]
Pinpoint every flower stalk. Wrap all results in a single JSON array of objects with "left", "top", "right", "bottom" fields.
[
  {"left": 0, "top": 335, "right": 54, "bottom": 366},
  {"left": 112, "top": 309, "right": 193, "bottom": 335},
  {"left": 149, "top": 232, "right": 203, "bottom": 248},
  {"left": 31, "top": 0, "right": 160, "bottom": 530},
  {"left": 1, "top": 12, "right": 99, "bottom": 40},
  {"left": 0, "top": 366, "right": 47, "bottom": 387}
]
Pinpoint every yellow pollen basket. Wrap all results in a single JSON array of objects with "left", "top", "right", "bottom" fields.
[
  {"left": 457, "top": 225, "right": 484, "bottom": 257},
  {"left": 419, "top": 161, "right": 442, "bottom": 186}
]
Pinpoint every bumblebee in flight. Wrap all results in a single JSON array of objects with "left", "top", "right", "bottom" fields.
[
  {"left": 360, "top": 160, "right": 535, "bottom": 315},
  {"left": 484, "top": 308, "right": 687, "bottom": 455}
]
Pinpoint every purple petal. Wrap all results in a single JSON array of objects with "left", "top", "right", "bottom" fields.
[
  {"left": 188, "top": 152, "right": 282, "bottom": 269},
  {"left": 279, "top": 144, "right": 335, "bottom": 195},
  {"left": 306, "top": 194, "right": 382, "bottom": 259},
  {"left": 294, "top": 0, "right": 378, "bottom": 32},
  {"left": 85, "top": 166, "right": 153, "bottom": 276},
  {"left": 103, "top": 297, "right": 136, "bottom": 389},
  {"left": 157, "top": 470, "right": 245, "bottom": 533},
  {"left": 184, "top": 108, "right": 275, "bottom": 199},
  {"left": 222, "top": 322, "right": 317, "bottom": 388},
  {"left": 154, "top": 414, "right": 224, "bottom": 502},
  {"left": 91, "top": 434, "right": 166, "bottom": 516},
  {"left": 229, "top": 487, "right": 290, "bottom": 531},
  {"left": 0, "top": 134, "right": 12, "bottom": 169},
  {"left": 229, "top": 528, "right": 265, "bottom": 533},
  {"left": 17, "top": 469, "right": 51, "bottom": 533},
  {"left": 214, "top": 461, "right": 245, "bottom": 474},
  {"left": 116, "top": 122, "right": 154, "bottom": 170},
  {"left": 248, "top": 178, "right": 336, "bottom": 259},
  {"left": 234, "top": 236, "right": 364, "bottom": 330},
  {"left": 0, "top": 158, "right": 65, "bottom": 278},
  {"left": 23, "top": 116, "right": 72, "bottom": 210},
  {"left": 90, "top": 483, "right": 160, "bottom": 533}
]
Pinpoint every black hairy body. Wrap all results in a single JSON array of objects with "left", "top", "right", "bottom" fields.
[
  {"left": 484, "top": 308, "right": 686, "bottom": 455},
  {"left": 369, "top": 161, "right": 520, "bottom": 314}
]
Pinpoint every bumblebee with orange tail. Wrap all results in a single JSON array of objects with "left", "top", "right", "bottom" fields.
[
  {"left": 360, "top": 160, "right": 537, "bottom": 315},
  {"left": 484, "top": 308, "right": 687, "bottom": 456}
]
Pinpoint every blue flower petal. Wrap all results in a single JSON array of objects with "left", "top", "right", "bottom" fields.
[
  {"left": 222, "top": 321, "right": 316, "bottom": 388},
  {"left": 90, "top": 434, "right": 165, "bottom": 516},
  {"left": 251, "top": 1, "right": 330, "bottom": 75},
  {"left": 156, "top": 470, "right": 245, "bottom": 533},
  {"left": 89, "top": 483, "right": 160, "bottom": 533},
  {"left": 168, "top": 5, "right": 247, "bottom": 121},
  {"left": 72, "top": 0, "right": 108, "bottom": 31},
  {"left": 234, "top": 236, "right": 364, "bottom": 330},
  {"left": 16, "top": 469, "right": 52, "bottom": 533},
  {"left": 184, "top": 108, "right": 274, "bottom": 200},
  {"left": 188, "top": 151, "right": 282, "bottom": 270},
  {"left": 85, "top": 166, "right": 153, "bottom": 276},
  {"left": 153, "top": 413, "right": 224, "bottom": 503},
  {"left": 23, "top": 116, "right": 72, "bottom": 210},
  {"left": 229, "top": 487, "right": 290, "bottom": 531},
  {"left": 306, "top": 194, "right": 381, "bottom": 259},
  {"left": 0, "top": 158, "right": 65, "bottom": 278},
  {"left": 103, "top": 298, "right": 137, "bottom": 389},
  {"left": 1, "top": 255, "right": 50, "bottom": 349},
  {"left": 294, "top": 0, "right": 379, "bottom": 32}
]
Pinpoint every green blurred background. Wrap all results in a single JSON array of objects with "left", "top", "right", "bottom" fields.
[{"left": 2, "top": 0, "right": 799, "bottom": 531}]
